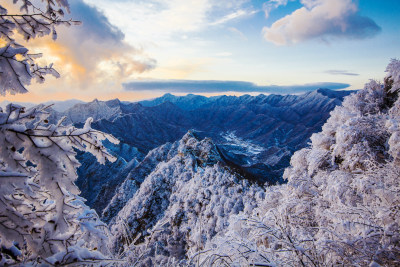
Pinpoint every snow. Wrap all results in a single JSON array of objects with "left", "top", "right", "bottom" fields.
[
  {"left": 197, "top": 59, "right": 400, "bottom": 266},
  {"left": 0, "top": 99, "right": 115, "bottom": 264},
  {"left": 0, "top": 171, "right": 28, "bottom": 177},
  {"left": 107, "top": 131, "right": 265, "bottom": 265},
  {"left": 221, "top": 131, "right": 265, "bottom": 157},
  {"left": 2, "top": 16, "right": 399, "bottom": 265}
]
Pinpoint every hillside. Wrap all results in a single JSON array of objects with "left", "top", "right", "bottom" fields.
[
  {"left": 197, "top": 59, "right": 400, "bottom": 266},
  {"left": 59, "top": 89, "right": 352, "bottom": 214},
  {"left": 107, "top": 131, "right": 265, "bottom": 265}
]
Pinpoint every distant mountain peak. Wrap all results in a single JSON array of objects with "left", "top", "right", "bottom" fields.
[
  {"left": 105, "top": 98, "right": 121, "bottom": 108},
  {"left": 106, "top": 98, "right": 121, "bottom": 103},
  {"left": 158, "top": 93, "right": 176, "bottom": 100},
  {"left": 313, "top": 88, "right": 355, "bottom": 100},
  {"left": 140, "top": 88, "right": 356, "bottom": 111}
]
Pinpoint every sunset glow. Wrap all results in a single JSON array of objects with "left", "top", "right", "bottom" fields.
[{"left": 1, "top": 0, "right": 399, "bottom": 103}]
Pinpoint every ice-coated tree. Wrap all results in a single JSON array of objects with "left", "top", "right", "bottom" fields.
[
  {"left": 0, "top": 0, "right": 81, "bottom": 95},
  {"left": 200, "top": 59, "right": 400, "bottom": 266},
  {"left": 0, "top": 1, "right": 117, "bottom": 265}
]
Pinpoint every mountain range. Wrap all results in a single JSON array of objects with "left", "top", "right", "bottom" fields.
[
  {"left": 0, "top": 99, "right": 84, "bottom": 112},
  {"left": 44, "top": 89, "right": 353, "bottom": 215}
]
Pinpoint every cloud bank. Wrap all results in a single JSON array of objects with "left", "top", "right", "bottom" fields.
[
  {"left": 65, "top": 0, "right": 156, "bottom": 77},
  {"left": 29, "top": 0, "right": 156, "bottom": 95},
  {"left": 263, "top": 0, "right": 381, "bottom": 45},
  {"left": 324, "top": 70, "right": 359, "bottom": 76},
  {"left": 123, "top": 79, "right": 350, "bottom": 94},
  {"left": 84, "top": 0, "right": 256, "bottom": 43}
]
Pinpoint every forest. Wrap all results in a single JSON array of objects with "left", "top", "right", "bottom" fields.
[{"left": 0, "top": 0, "right": 399, "bottom": 266}]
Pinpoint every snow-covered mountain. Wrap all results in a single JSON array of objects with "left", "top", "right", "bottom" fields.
[
  {"left": 107, "top": 131, "right": 265, "bottom": 265},
  {"left": 62, "top": 98, "right": 122, "bottom": 124},
  {"left": 140, "top": 93, "right": 213, "bottom": 110},
  {"left": 0, "top": 99, "right": 84, "bottom": 112},
  {"left": 196, "top": 59, "right": 400, "bottom": 267},
  {"left": 75, "top": 143, "right": 141, "bottom": 211},
  {"left": 102, "top": 61, "right": 400, "bottom": 267},
  {"left": 102, "top": 141, "right": 175, "bottom": 224},
  {"left": 53, "top": 89, "right": 353, "bottom": 214}
]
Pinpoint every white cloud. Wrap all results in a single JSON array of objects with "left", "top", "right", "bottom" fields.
[
  {"left": 210, "top": 9, "right": 257, "bottom": 25},
  {"left": 324, "top": 70, "right": 359, "bottom": 76},
  {"left": 263, "top": 0, "right": 291, "bottom": 18},
  {"left": 26, "top": 0, "right": 156, "bottom": 97},
  {"left": 300, "top": 0, "right": 320, "bottom": 9},
  {"left": 263, "top": 0, "right": 381, "bottom": 45},
  {"left": 83, "top": 0, "right": 255, "bottom": 44}
]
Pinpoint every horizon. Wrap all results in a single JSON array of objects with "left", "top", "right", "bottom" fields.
[
  {"left": 0, "top": 0, "right": 399, "bottom": 103},
  {"left": 0, "top": 87, "right": 355, "bottom": 105}
]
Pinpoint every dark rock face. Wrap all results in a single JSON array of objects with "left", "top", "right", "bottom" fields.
[
  {"left": 59, "top": 89, "right": 354, "bottom": 213},
  {"left": 102, "top": 141, "right": 176, "bottom": 223},
  {"left": 75, "top": 141, "right": 141, "bottom": 213}
]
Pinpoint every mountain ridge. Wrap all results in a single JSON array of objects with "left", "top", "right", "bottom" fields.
[
  {"left": 54, "top": 89, "right": 355, "bottom": 214},
  {"left": 107, "top": 131, "right": 265, "bottom": 264},
  {"left": 139, "top": 88, "right": 354, "bottom": 111}
]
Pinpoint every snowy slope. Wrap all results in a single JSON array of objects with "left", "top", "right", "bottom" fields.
[
  {"left": 197, "top": 60, "right": 400, "bottom": 267},
  {"left": 107, "top": 131, "right": 265, "bottom": 265},
  {"left": 102, "top": 141, "right": 176, "bottom": 223},
  {"left": 55, "top": 89, "right": 353, "bottom": 213},
  {"left": 75, "top": 141, "right": 141, "bottom": 212},
  {"left": 63, "top": 98, "right": 122, "bottom": 124}
]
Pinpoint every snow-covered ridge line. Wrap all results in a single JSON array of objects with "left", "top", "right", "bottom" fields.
[
  {"left": 58, "top": 88, "right": 353, "bottom": 215},
  {"left": 107, "top": 131, "right": 265, "bottom": 265},
  {"left": 198, "top": 59, "right": 400, "bottom": 266}
]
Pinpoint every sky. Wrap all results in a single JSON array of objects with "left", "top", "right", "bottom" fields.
[{"left": 1, "top": 0, "right": 400, "bottom": 103}]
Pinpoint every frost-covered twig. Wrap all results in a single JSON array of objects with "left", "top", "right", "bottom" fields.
[{"left": 0, "top": 103, "right": 118, "bottom": 265}]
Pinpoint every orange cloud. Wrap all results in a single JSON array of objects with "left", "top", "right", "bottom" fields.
[
  {"left": 1, "top": 0, "right": 156, "bottom": 103},
  {"left": 34, "top": 39, "right": 87, "bottom": 77}
]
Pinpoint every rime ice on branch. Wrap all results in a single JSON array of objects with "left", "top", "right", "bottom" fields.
[
  {"left": 199, "top": 59, "right": 400, "bottom": 267},
  {"left": 0, "top": 0, "right": 118, "bottom": 265},
  {"left": 0, "top": 0, "right": 80, "bottom": 95}
]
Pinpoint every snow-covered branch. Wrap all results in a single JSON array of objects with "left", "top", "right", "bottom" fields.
[
  {"left": 0, "top": 103, "right": 118, "bottom": 264},
  {"left": 0, "top": 1, "right": 79, "bottom": 96},
  {"left": 199, "top": 59, "right": 400, "bottom": 267}
]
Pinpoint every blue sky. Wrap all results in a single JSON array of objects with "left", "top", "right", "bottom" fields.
[{"left": 3, "top": 0, "right": 400, "bottom": 102}]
